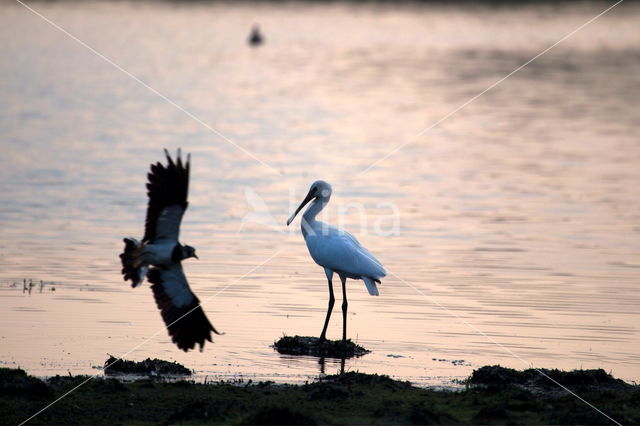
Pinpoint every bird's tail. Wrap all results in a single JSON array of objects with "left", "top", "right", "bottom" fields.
[
  {"left": 119, "top": 238, "right": 147, "bottom": 288},
  {"left": 363, "top": 276, "right": 380, "bottom": 296}
]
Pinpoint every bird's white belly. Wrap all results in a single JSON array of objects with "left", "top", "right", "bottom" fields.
[
  {"left": 304, "top": 229, "right": 385, "bottom": 279},
  {"left": 144, "top": 241, "right": 175, "bottom": 266},
  {"left": 304, "top": 234, "right": 345, "bottom": 273},
  {"left": 304, "top": 235, "right": 323, "bottom": 260}
]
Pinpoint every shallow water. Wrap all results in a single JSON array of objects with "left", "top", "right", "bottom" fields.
[{"left": 1, "top": 1, "right": 639, "bottom": 388}]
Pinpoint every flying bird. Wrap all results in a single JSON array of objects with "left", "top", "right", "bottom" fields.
[
  {"left": 286, "top": 180, "right": 386, "bottom": 342},
  {"left": 120, "top": 149, "right": 220, "bottom": 351}
]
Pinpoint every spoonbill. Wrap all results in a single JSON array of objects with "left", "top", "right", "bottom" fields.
[
  {"left": 287, "top": 180, "right": 386, "bottom": 342},
  {"left": 120, "top": 149, "right": 220, "bottom": 351}
]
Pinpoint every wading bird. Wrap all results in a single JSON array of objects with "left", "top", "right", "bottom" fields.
[
  {"left": 286, "top": 180, "right": 386, "bottom": 342},
  {"left": 120, "top": 149, "right": 220, "bottom": 351}
]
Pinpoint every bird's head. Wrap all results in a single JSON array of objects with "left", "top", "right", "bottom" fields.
[
  {"left": 183, "top": 245, "right": 199, "bottom": 260},
  {"left": 286, "top": 180, "right": 332, "bottom": 226}
]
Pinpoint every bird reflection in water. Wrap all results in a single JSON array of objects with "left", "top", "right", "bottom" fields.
[{"left": 318, "top": 357, "right": 346, "bottom": 376}]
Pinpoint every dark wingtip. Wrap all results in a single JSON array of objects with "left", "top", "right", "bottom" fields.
[{"left": 176, "top": 148, "right": 184, "bottom": 170}]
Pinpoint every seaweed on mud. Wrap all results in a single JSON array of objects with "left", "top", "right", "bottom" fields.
[
  {"left": 0, "top": 366, "right": 638, "bottom": 425},
  {"left": 103, "top": 355, "right": 191, "bottom": 376},
  {"left": 320, "top": 371, "right": 411, "bottom": 389},
  {"left": 0, "top": 368, "right": 51, "bottom": 398},
  {"left": 469, "top": 365, "right": 632, "bottom": 393},
  {"left": 273, "top": 335, "right": 370, "bottom": 359}
]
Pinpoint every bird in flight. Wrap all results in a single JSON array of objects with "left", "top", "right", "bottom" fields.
[
  {"left": 287, "top": 180, "right": 386, "bottom": 342},
  {"left": 120, "top": 149, "right": 220, "bottom": 351}
]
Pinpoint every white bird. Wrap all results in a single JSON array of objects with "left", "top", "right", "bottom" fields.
[
  {"left": 120, "top": 149, "right": 220, "bottom": 352},
  {"left": 286, "top": 180, "right": 386, "bottom": 342}
]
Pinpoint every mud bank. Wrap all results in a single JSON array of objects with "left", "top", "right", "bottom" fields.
[{"left": 1, "top": 365, "right": 638, "bottom": 425}]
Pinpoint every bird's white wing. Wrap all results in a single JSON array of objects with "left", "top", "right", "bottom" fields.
[
  {"left": 147, "top": 264, "right": 220, "bottom": 352},
  {"left": 306, "top": 226, "right": 386, "bottom": 280},
  {"left": 143, "top": 149, "right": 190, "bottom": 243}
]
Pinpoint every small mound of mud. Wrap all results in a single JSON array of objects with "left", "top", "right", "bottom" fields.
[
  {"left": 321, "top": 371, "right": 411, "bottom": 389},
  {"left": 469, "top": 365, "right": 631, "bottom": 394},
  {"left": 273, "top": 335, "right": 370, "bottom": 359},
  {"left": 0, "top": 368, "right": 51, "bottom": 398},
  {"left": 103, "top": 356, "right": 191, "bottom": 377}
]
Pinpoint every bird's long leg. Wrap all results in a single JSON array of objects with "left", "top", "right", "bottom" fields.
[
  {"left": 319, "top": 269, "right": 335, "bottom": 342},
  {"left": 340, "top": 274, "right": 348, "bottom": 342}
]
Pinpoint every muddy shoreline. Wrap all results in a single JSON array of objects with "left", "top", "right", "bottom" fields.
[{"left": 1, "top": 364, "right": 638, "bottom": 425}]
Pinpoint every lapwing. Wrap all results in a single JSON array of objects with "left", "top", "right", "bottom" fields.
[{"left": 120, "top": 149, "right": 220, "bottom": 351}]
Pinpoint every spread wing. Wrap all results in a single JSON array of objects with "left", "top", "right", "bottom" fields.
[
  {"left": 147, "top": 264, "right": 220, "bottom": 352},
  {"left": 143, "top": 149, "right": 190, "bottom": 243}
]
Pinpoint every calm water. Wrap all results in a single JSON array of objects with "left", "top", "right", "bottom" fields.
[{"left": 1, "top": 1, "right": 639, "bottom": 387}]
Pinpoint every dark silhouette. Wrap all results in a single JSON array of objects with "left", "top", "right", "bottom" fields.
[
  {"left": 248, "top": 24, "right": 264, "bottom": 47},
  {"left": 119, "top": 149, "right": 220, "bottom": 352}
]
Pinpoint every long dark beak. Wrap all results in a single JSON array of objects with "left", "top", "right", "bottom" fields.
[
  {"left": 287, "top": 188, "right": 316, "bottom": 226},
  {"left": 194, "top": 254, "right": 199, "bottom": 260}
]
